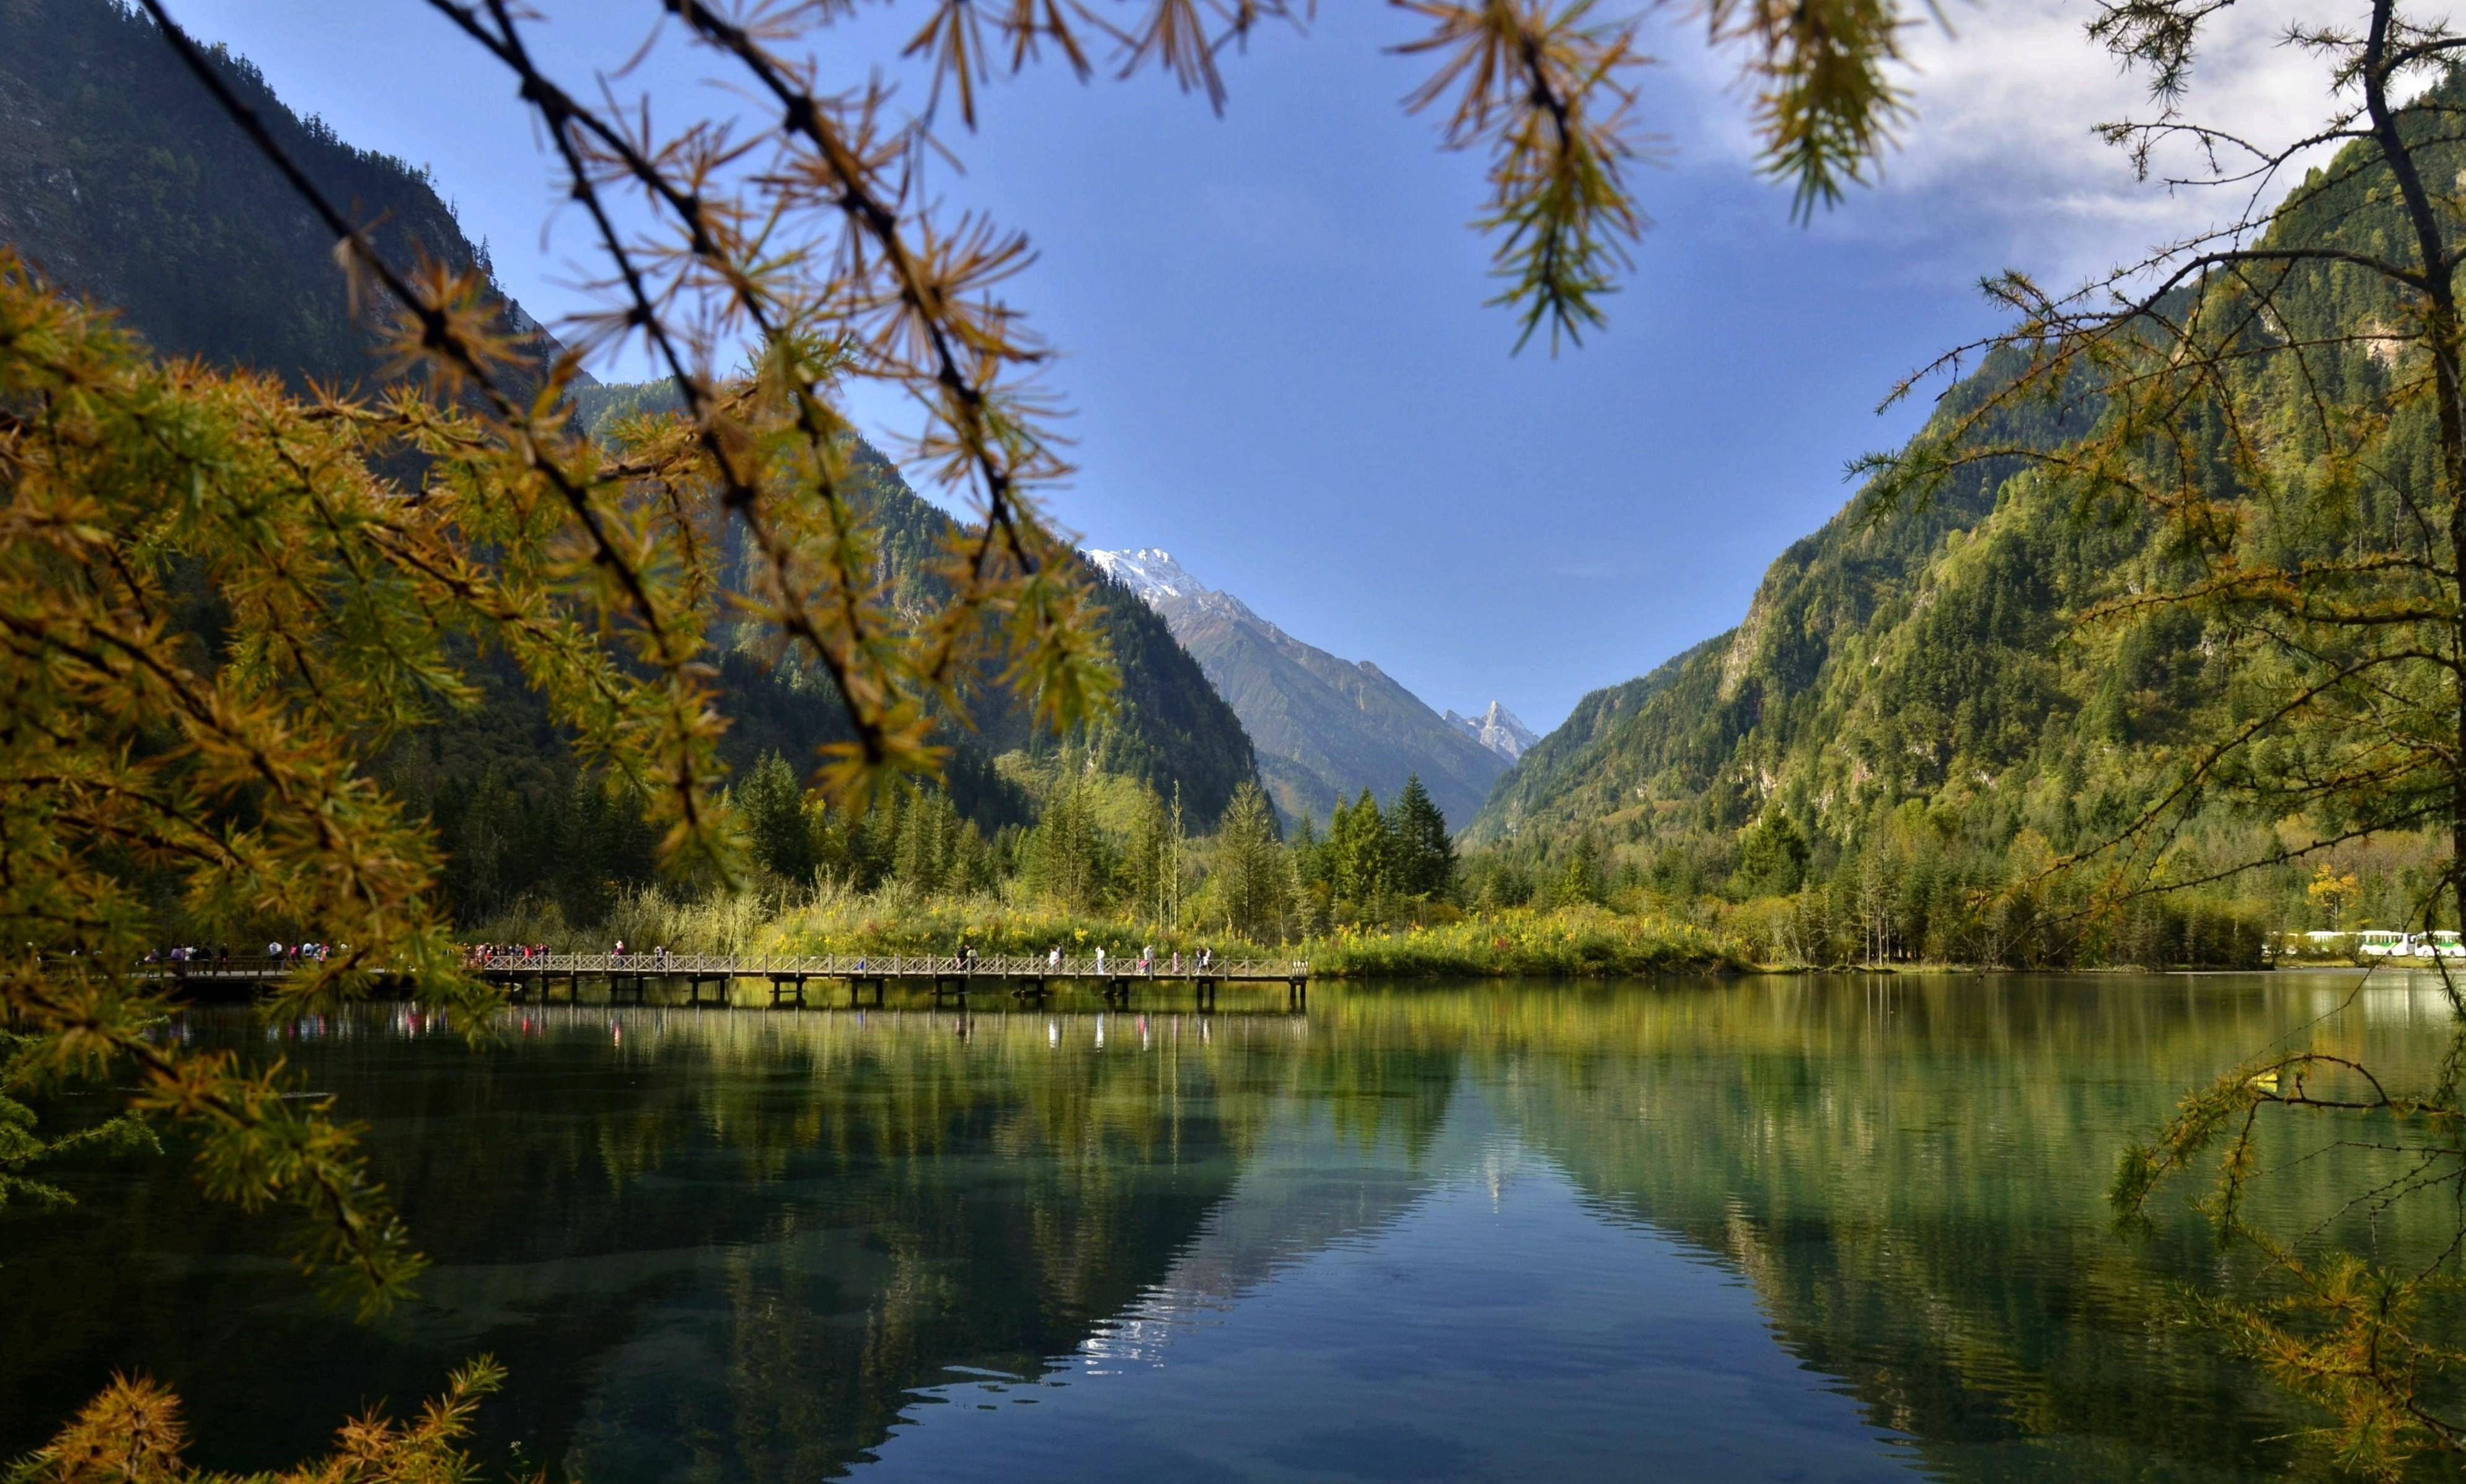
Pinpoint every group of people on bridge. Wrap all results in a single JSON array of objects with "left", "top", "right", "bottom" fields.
[
  {"left": 467, "top": 943, "right": 552, "bottom": 968},
  {"left": 460, "top": 941, "right": 1233, "bottom": 973},
  {"left": 465, "top": 942, "right": 688, "bottom": 968},
  {"left": 1000, "top": 943, "right": 1218, "bottom": 975},
  {"left": 144, "top": 941, "right": 341, "bottom": 968}
]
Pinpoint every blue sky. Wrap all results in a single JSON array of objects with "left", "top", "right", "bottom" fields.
[{"left": 161, "top": 0, "right": 2330, "bottom": 731}]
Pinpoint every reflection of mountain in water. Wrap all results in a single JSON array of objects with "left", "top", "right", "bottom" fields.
[
  {"left": 1332, "top": 977, "right": 2460, "bottom": 1482},
  {"left": 6, "top": 980, "right": 2452, "bottom": 1484},
  {"left": 855, "top": 1089, "right": 1920, "bottom": 1484},
  {"left": 542, "top": 1011, "right": 1466, "bottom": 1481}
]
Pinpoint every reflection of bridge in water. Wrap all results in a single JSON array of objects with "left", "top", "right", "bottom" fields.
[{"left": 171, "top": 952, "right": 1311, "bottom": 1011}]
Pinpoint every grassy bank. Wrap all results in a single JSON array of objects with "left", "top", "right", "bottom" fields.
[
  {"left": 1300, "top": 910, "right": 1745, "bottom": 977},
  {"left": 468, "top": 887, "right": 1747, "bottom": 978}
]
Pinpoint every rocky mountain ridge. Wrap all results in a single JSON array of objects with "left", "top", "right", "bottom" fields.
[
  {"left": 1444, "top": 702, "right": 1538, "bottom": 762},
  {"left": 1088, "top": 547, "right": 1506, "bottom": 829}
]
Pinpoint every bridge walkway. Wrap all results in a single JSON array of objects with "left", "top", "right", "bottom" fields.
[{"left": 152, "top": 952, "right": 1311, "bottom": 1011}]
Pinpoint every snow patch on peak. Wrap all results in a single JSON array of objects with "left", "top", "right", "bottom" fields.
[
  {"left": 1444, "top": 701, "right": 1539, "bottom": 762},
  {"left": 1086, "top": 548, "right": 1213, "bottom": 608}
]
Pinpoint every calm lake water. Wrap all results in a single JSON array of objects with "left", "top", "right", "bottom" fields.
[{"left": 5, "top": 973, "right": 2459, "bottom": 1481}]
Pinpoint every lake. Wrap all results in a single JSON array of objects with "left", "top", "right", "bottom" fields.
[{"left": 4, "top": 973, "right": 2456, "bottom": 1481}]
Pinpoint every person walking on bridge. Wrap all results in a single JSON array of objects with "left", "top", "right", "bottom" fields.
[{"left": 1093, "top": 944, "right": 1106, "bottom": 976}]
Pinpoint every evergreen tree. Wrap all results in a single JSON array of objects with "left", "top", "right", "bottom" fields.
[
  {"left": 892, "top": 786, "right": 964, "bottom": 893},
  {"left": 1551, "top": 832, "right": 1605, "bottom": 908},
  {"left": 1124, "top": 784, "right": 1170, "bottom": 923},
  {"left": 849, "top": 789, "right": 901, "bottom": 890},
  {"left": 556, "top": 774, "right": 657, "bottom": 928},
  {"left": 1117, "top": 783, "right": 1189, "bottom": 928},
  {"left": 1327, "top": 789, "right": 1392, "bottom": 906},
  {"left": 1212, "top": 781, "right": 1288, "bottom": 944},
  {"left": 739, "top": 752, "right": 820, "bottom": 886},
  {"left": 1027, "top": 777, "right": 1111, "bottom": 911},
  {"left": 1167, "top": 783, "right": 1187, "bottom": 929},
  {"left": 1732, "top": 810, "right": 1808, "bottom": 897},
  {"left": 1389, "top": 775, "right": 1456, "bottom": 900},
  {"left": 1290, "top": 811, "right": 1327, "bottom": 888}
]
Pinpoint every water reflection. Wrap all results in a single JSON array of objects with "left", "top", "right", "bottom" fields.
[{"left": 0, "top": 974, "right": 2446, "bottom": 1482}]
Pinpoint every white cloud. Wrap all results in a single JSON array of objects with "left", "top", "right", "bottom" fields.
[{"left": 1657, "top": 0, "right": 2349, "bottom": 286}]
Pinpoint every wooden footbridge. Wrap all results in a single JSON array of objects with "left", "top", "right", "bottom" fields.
[{"left": 158, "top": 952, "right": 1311, "bottom": 1011}]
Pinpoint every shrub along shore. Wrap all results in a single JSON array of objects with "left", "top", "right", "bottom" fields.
[
  {"left": 466, "top": 882, "right": 2324, "bottom": 979},
  {"left": 468, "top": 887, "right": 1752, "bottom": 979}
]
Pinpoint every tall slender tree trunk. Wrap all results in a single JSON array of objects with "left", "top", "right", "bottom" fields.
[{"left": 2360, "top": 0, "right": 2466, "bottom": 939}]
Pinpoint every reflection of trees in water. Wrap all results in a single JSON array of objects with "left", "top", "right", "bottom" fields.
[
  {"left": 616, "top": 980, "right": 2449, "bottom": 1482},
  {"left": 0, "top": 1005, "right": 1463, "bottom": 1482},
  {"left": 12, "top": 981, "right": 2431, "bottom": 1483},
  {"left": 489, "top": 1007, "right": 1466, "bottom": 1480},
  {"left": 1318, "top": 977, "right": 2459, "bottom": 1480}
]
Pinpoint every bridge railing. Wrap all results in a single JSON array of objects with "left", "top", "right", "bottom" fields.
[
  {"left": 136, "top": 954, "right": 305, "bottom": 977},
  {"left": 120, "top": 951, "right": 1309, "bottom": 980},
  {"left": 464, "top": 952, "right": 1307, "bottom": 979}
]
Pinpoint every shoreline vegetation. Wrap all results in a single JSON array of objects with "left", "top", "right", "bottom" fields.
[
  {"left": 447, "top": 752, "right": 2309, "bottom": 981},
  {"left": 469, "top": 886, "right": 1755, "bottom": 980},
  {"left": 465, "top": 879, "right": 2390, "bottom": 980}
]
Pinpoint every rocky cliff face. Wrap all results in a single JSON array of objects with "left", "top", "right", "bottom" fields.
[{"left": 1088, "top": 548, "right": 1505, "bottom": 828}]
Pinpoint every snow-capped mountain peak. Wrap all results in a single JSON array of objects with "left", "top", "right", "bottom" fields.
[
  {"left": 1444, "top": 701, "right": 1539, "bottom": 762},
  {"left": 1081, "top": 543, "right": 1513, "bottom": 827},
  {"left": 1087, "top": 548, "right": 1212, "bottom": 606}
]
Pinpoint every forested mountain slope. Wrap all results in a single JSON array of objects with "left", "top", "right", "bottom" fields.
[
  {"left": 0, "top": 0, "right": 567, "bottom": 387},
  {"left": 1469, "top": 356, "right": 2048, "bottom": 848},
  {"left": 0, "top": 1, "right": 1259, "bottom": 923},
  {"left": 1468, "top": 111, "right": 2453, "bottom": 942}
]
